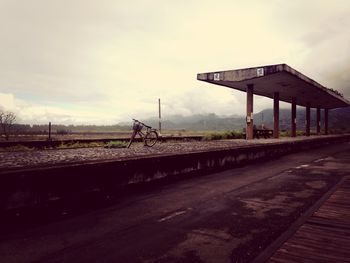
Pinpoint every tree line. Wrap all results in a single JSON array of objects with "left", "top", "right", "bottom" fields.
[
  {"left": 0, "top": 111, "right": 16, "bottom": 140},
  {"left": 0, "top": 111, "right": 132, "bottom": 140}
]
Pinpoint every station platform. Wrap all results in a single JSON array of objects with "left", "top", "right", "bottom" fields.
[
  {"left": 1, "top": 135, "right": 349, "bottom": 214},
  {"left": 1, "top": 135, "right": 349, "bottom": 172}
]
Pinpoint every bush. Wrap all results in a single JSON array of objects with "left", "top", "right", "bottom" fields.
[
  {"left": 56, "top": 141, "right": 104, "bottom": 149},
  {"left": 104, "top": 141, "right": 127, "bottom": 148},
  {"left": 0, "top": 145, "right": 33, "bottom": 152},
  {"left": 203, "top": 130, "right": 245, "bottom": 141},
  {"left": 280, "top": 131, "right": 290, "bottom": 137}
]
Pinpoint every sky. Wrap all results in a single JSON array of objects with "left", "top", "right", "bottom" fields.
[{"left": 0, "top": 0, "right": 349, "bottom": 125}]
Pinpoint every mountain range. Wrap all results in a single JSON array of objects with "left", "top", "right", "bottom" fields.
[
  {"left": 128, "top": 107, "right": 350, "bottom": 131},
  {"left": 13, "top": 107, "right": 349, "bottom": 134}
]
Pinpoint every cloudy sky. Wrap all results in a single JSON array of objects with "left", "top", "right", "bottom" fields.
[{"left": 0, "top": 0, "right": 349, "bottom": 124}]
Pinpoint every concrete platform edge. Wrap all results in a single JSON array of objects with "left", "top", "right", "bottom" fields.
[{"left": 1, "top": 135, "right": 350, "bottom": 213}]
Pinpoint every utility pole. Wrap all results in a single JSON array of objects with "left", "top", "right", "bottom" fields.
[
  {"left": 158, "top": 98, "right": 162, "bottom": 134},
  {"left": 48, "top": 122, "right": 52, "bottom": 141}
]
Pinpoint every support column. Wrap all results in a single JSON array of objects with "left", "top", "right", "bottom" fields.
[
  {"left": 291, "top": 97, "right": 297, "bottom": 137},
  {"left": 246, "top": 84, "right": 254, "bottom": 140},
  {"left": 306, "top": 102, "right": 311, "bottom": 136},
  {"left": 324, "top": 108, "right": 329, "bottom": 135},
  {"left": 273, "top": 92, "right": 279, "bottom": 138},
  {"left": 316, "top": 107, "right": 321, "bottom": 135}
]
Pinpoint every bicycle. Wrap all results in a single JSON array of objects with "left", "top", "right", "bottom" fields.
[{"left": 127, "top": 119, "right": 159, "bottom": 148}]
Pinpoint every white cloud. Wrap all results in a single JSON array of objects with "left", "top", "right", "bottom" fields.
[
  {"left": 0, "top": 0, "right": 349, "bottom": 124},
  {"left": 0, "top": 92, "right": 112, "bottom": 124},
  {"left": 0, "top": 93, "right": 16, "bottom": 111}
]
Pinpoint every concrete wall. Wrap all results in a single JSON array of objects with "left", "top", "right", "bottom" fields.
[{"left": 1, "top": 135, "right": 350, "bottom": 213}]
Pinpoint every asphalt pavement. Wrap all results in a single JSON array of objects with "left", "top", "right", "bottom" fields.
[{"left": 1, "top": 142, "right": 349, "bottom": 263}]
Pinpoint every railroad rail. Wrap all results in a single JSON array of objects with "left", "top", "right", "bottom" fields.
[{"left": 0, "top": 135, "right": 204, "bottom": 149}]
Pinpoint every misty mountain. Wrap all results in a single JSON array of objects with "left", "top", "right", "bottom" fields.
[
  {"left": 130, "top": 107, "right": 350, "bottom": 131},
  {"left": 14, "top": 107, "right": 349, "bottom": 134},
  {"left": 119, "top": 113, "right": 245, "bottom": 131},
  {"left": 254, "top": 107, "right": 350, "bottom": 131},
  {"left": 142, "top": 114, "right": 242, "bottom": 131}
]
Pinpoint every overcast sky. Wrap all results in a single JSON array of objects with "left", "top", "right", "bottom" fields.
[{"left": 0, "top": 0, "right": 349, "bottom": 124}]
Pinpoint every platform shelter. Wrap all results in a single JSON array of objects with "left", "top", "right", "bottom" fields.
[{"left": 197, "top": 64, "right": 350, "bottom": 139}]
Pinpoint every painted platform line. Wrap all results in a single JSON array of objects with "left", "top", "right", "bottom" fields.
[{"left": 268, "top": 177, "right": 350, "bottom": 263}]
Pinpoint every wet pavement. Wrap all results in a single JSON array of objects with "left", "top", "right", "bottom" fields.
[
  {"left": 0, "top": 135, "right": 343, "bottom": 171},
  {"left": 1, "top": 142, "right": 349, "bottom": 263},
  {"left": 267, "top": 177, "right": 350, "bottom": 263}
]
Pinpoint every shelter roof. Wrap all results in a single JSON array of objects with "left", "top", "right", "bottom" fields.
[{"left": 197, "top": 64, "right": 350, "bottom": 108}]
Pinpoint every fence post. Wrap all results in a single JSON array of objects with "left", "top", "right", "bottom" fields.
[{"left": 158, "top": 98, "right": 162, "bottom": 134}]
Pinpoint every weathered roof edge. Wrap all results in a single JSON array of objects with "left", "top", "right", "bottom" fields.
[{"left": 197, "top": 63, "right": 350, "bottom": 107}]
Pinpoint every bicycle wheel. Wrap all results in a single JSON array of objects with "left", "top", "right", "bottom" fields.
[
  {"left": 127, "top": 130, "right": 137, "bottom": 148},
  {"left": 144, "top": 131, "right": 158, "bottom": 147}
]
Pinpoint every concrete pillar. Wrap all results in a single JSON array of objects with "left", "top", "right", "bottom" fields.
[
  {"left": 325, "top": 108, "right": 329, "bottom": 135},
  {"left": 291, "top": 97, "right": 297, "bottom": 137},
  {"left": 306, "top": 102, "right": 311, "bottom": 136},
  {"left": 316, "top": 107, "right": 321, "bottom": 135},
  {"left": 246, "top": 84, "right": 254, "bottom": 140},
  {"left": 273, "top": 92, "right": 279, "bottom": 138}
]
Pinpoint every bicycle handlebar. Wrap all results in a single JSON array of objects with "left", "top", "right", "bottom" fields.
[{"left": 132, "top": 118, "right": 152, "bottom": 129}]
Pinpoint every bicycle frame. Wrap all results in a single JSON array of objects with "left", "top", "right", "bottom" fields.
[{"left": 135, "top": 129, "right": 146, "bottom": 139}]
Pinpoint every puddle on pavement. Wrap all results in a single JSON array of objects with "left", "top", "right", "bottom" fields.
[
  {"left": 293, "top": 189, "right": 314, "bottom": 198},
  {"left": 296, "top": 164, "right": 309, "bottom": 169},
  {"left": 323, "top": 156, "right": 336, "bottom": 161},
  {"left": 314, "top": 158, "right": 325, "bottom": 163},
  {"left": 322, "top": 161, "right": 350, "bottom": 170},
  {"left": 308, "top": 169, "right": 330, "bottom": 175},
  {"left": 305, "top": 180, "right": 327, "bottom": 189},
  {"left": 156, "top": 228, "right": 251, "bottom": 263},
  {"left": 240, "top": 196, "right": 303, "bottom": 218}
]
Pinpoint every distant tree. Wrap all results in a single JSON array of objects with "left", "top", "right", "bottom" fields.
[
  {"left": 0, "top": 111, "right": 16, "bottom": 140},
  {"left": 56, "top": 129, "right": 71, "bottom": 135}
]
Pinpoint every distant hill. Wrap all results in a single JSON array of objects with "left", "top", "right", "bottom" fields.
[
  {"left": 132, "top": 113, "right": 246, "bottom": 131},
  {"left": 128, "top": 107, "right": 350, "bottom": 131},
  {"left": 12, "top": 107, "right": 350, "bottom": 134},
  {"left": 254, "top": 107, "right": 350, "bottom": 131}
]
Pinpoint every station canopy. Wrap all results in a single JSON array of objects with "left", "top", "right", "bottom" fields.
[{"left": 197, "top": 64, "right": 350, "bottom": 109}]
